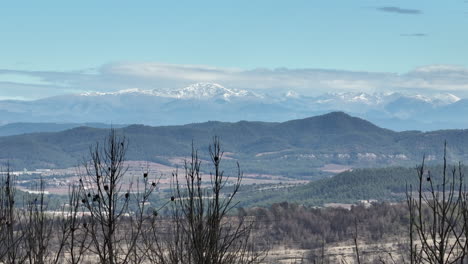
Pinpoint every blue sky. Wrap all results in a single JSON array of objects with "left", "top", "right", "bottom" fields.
[{"left": 1, "top": 0, "right": 468, "bottom": 99}]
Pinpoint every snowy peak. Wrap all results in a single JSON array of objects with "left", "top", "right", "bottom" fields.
[
  {"left": 285, "top": 90, "right": 300, "bottom": 98},
  {"left": 401, "top": 93, "right": 461, "bottom": 106},
  {"left": 314, "top": 92, "right": 384, "bottom": 106},
  {"left": 80, "top": 88, "right": 157, "bottom": 97},
  {"left": 80, "top": 83, "right": 260, "bottom": 101},
  {"left": 312, "top": 92, "right": 461, "bottom": 106},
  {"left": 432, "top": 93, "right": 461, "bottom": 105},
  {"left": 170, "top": 82, "right": 256, "bottom": 100}
]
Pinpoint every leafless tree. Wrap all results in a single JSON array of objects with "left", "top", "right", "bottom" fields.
[
  {"left": 306, "top": 237, "right": 329, "bottom": 264},
  {"left": 59, "top": 184, "right": 91, "bottom": 264},
  {"left": 406, "top": 142, "right": 467, "bottom": 264},
  {"left": 0, "top": 164, "right": 26, "bottom": 263},
  {"left": 79, "top": 128, "right": 156, "bottom": 264},
  {"left": 352, "top": 218, "right": 362, "bottom": 264},
  {"left": 145, "top": 137, "right": 266, "bottom": 264},
  {"left": 22, "top": 178, "right": 57, "bottom": 264}
]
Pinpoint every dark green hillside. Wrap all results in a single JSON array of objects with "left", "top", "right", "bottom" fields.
[
  {"left": 282, "top": 167, "right": 418, "bottom": 203},
  {"left": 0, "top": 112, "right": 467, "bottom": 178},
  {"left": 274, "top": 112, "right": 397, "bottom": 152},
  {"left": 398, "top": 129, "right": 468, "bottom": 160},
  {"left": 238, "top": 165, "right": 457, "bottom": 207}
]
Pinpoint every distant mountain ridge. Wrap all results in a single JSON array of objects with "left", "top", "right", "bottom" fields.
[
  {"left": 1, "top": 112, "right": 468, "bottom": 178},
  {"left": 0, "top": 122, "right": 127, "bottom": 137},
  {"left": 0, "top": 82, "right": 467, "bottom": 131}
]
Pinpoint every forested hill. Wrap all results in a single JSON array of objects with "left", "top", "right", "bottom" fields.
[
  {"left": 0, "top": 112, "right": 467, "bottom": 176},
  {"left": 238, "top": 165, "right": 460, "bottom": 207}
]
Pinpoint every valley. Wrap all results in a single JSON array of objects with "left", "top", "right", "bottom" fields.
[{"left": 7, "top": 161, "right": 307, "bottom": 195}]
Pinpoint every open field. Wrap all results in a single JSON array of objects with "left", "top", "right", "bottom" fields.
[{"left": 10, "top": 160, "right": 308, "bottom": 195}]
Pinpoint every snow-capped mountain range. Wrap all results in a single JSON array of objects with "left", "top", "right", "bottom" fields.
[
  {"left": 313, "top": 92, "right": 460, "bottom": 106},
  {"left": 0, "top": 82, "right": 467, "bottom": 131},
  {"left": 82, "top": 83, "right": 461, "bottom": 107},
  {"left": 81, "top": 83, "right": 262, "bottom": 101}
]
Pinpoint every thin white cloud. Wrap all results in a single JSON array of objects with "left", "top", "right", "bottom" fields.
[
  {"left": 1, "top": 62, "right": 468, "bottom": 100},
  {"left": 103, "top": 62, "right": 241, "bottom": 81},
  {"left": 0, "top": 73, "right": 50, "bottom": 86}
]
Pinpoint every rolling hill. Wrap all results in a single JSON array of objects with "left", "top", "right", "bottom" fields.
[
  {"left": 237, "top": 165, "right": 459, "bottom": 207},
  {"left": 0, "top": 112, "right": 467, "bottom": 179}
]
